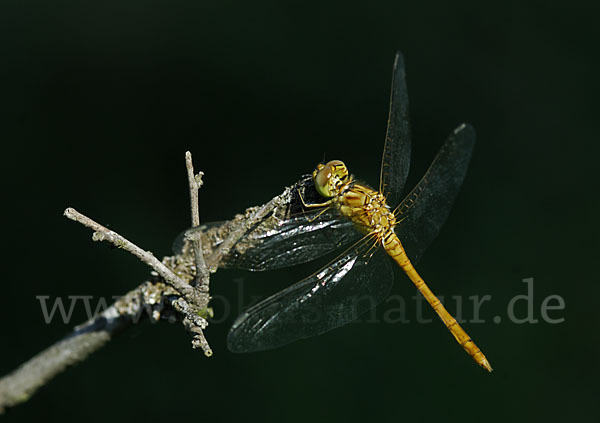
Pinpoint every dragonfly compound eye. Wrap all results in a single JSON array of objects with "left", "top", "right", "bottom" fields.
[{"left": 313, "top": 160, "right": 348, "bottom": 198}]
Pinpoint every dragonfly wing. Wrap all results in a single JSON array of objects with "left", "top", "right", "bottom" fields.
[
  {"left": 173, "top": 175, "right": 361, "bottom": 271},
  {"left": 227, "top": 241, "right": 393, "bottom": 352},
  {"left": 218, "top": 209, "right": 359, "bottom": 271},
  {"left": 379, "top": 52, "right": 411, "bottom": 209},
  {"left": 395, "top": 123, "right": 475, "bottom": 263}
]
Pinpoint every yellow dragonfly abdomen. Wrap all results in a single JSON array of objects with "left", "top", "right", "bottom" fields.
[{"left": 382, "top": 232, "right": 493, "bottom": 372}]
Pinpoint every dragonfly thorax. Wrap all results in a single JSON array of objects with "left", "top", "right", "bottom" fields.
[
  {"left": 336, "top": 182, "right": 397, "bottom": 240},
  {"left": 312, "top": 160, "right": 396, "bottom": 239}
]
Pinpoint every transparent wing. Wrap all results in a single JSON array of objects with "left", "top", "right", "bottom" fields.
[
  {"left": 395, "top": 123, "right": 476, "bottom": 263},
  {"left": 173, "top": 174, "right": 361, "bottom": 271},
  {"left": 379, "top": 51, "right": 411, "bottom": 209},
  {"left": 227, "top": 240, "right": 393, "bottom": 352},
  {"left": 205, "top": 210, "right": 360, "bottom": 271}
]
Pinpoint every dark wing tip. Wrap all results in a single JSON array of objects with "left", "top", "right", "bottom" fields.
[
  {"left": 393, "top": 51, "right": 405, "bottom": 68},
  {"left": 227, "top": 311, "right": 258, "bottom": 353},
  {"left": 454, "top": 123, "right": 476, "bottom": 144},
  {"left": 452, "top": 123, "right": 476, "bottom": 159},
  {"left": 392, "top": 52, "right": 406, "bottom": 82}
]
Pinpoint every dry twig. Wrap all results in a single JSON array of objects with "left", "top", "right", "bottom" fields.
[
  {"left": 185, "top": 151, "right": 210, "bottom": 291},
  {"left": 64, "top": 208, "right": 201, "bottom": 305},
  {"left": 0, "top": 152, "right": 213, "bottom": 413},
  {"left": 0, "top": 151, "right": 300, "bottom": 413}
]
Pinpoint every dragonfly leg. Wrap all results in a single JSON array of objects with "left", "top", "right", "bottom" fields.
[
  {"left": 395, "top": 214, "right": 409, "bottom": 225},
  {"left": 303, "top": 207, "right": 332, "bottom": 223},
  {"left": 298, "top": 188, "right": 333, "bottom": 209},
  {"left": 362, "top": 232, "right": 381, "bottom": 259}
]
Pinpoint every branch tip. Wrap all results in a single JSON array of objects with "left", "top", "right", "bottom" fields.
[{"left": 184, "top": 151, "right": 210, "bottom": 290}]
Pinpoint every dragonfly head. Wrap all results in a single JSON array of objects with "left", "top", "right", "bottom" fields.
[{"left": 313, "top": 160, "right": 349, "bottom": 198}]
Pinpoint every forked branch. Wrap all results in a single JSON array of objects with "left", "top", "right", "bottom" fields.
[
  {"left": 0, "top": 152, "right": 213, "bottom": 414},
  {"left": 64, "top": 208, "right": 201, "bottom": 304}
]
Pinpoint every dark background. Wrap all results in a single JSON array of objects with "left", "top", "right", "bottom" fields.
[{"left": 1, "top": 0, "right": 598, "bottom": 421}]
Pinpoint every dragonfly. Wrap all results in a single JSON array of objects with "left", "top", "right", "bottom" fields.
[{"left": 176, "top": 52, "right": 492, "bottom": 372}]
